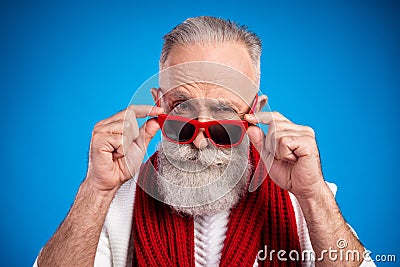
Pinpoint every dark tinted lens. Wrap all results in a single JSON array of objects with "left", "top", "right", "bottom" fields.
[
  {"left": 209, "top": 123, "right": 243, "bottom": 145},
  {"left": 163, "top": 119, "right": 196, "bottom": 142}
]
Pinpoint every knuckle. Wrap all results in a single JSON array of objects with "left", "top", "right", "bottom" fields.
[
  {"left": 272, "top": 111, "right": 282, "bottom": 119},
  {"left": 300, "top": 125, "right": 315, "bottom": 136},
  {"left": 93, "top": 121, "right": 103, "bottom": 131},
  {"left": 306, "top": 126, "right": 315, "bottom": 136},
  {"left": 127, "top": 105, "right": 137, "bottom": 114},
  {"left": 90, "top": 132, "right": 103, "bottom": 147},
  {"left": 303, "top": 136, "right": 318, "bottom": 152},
  {"left": 272, "top": 111, "right": 291, "bottom": 122},
  {"left": 92, "top": 131, "right": 108, "bottom": 141},
  {"left": 272, "top": 111, "right": 285, "bottom": 120},
  {"left": 278, "top": 136, "right": 286, "bottom": 145},
  {"left": 92, "top": 129, "right": 101, "bottom": 139},
  {"left": 127, "top": 105, "right": 136, "bottom": 110},
  {"left": 279, "top": 135, "right": 293, "bottom": 145}
]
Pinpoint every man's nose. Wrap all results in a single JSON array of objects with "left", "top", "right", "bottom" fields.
[{"left": 192, "top": 128, "right": 209, "bottom": 150}]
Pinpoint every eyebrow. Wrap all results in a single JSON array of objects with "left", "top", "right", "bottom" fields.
[
  {"left": 167, "top": 90, "right": 191, "bottom": 100},
  {"left": 215, "top": 99, "right": 239, "bottom": 112},
  {"left": 165, "top": 89, "right": 247, "bottom": 113},
  {"left": 217, "top": 98, "right": 249, "bottom": 114}
]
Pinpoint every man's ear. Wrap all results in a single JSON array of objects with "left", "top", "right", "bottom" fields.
[
  {"left": 150, "top": 88, "right": 159, "bottom": 106},
  {"left": 254, "top": 95, "right": 268, "bottom": 112}
]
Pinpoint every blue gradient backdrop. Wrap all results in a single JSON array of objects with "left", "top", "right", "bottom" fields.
[{"left": 1, "top": 0, "right": 399, "bottom": 266}]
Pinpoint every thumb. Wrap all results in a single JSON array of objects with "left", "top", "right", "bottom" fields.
[
  {"left": 139, "top": 117, "right": 161, "bottom": 149},
  {"left": 247, "top": 125, "right": 269, "bottom": 192},
  {"left": 246, "top": 125, "right": 265, "bottom": 153}
]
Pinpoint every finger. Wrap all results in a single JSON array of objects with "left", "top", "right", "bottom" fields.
[
  {"left": 245, "top": 111, "right": 290, "bottom": 125},
  {"left": 128, "top": 105, "right": 164, "bottom": 118},
  {"left": 269, "top": 121, "right": 314, "bottom": 134},
  {"left": 266, "top": 130, "right": 315, "bottom": 158},
  {"left": 97, "top": 105, "right": 164, "bottom": 126},
  {"left": 136, "top": 117, "right": 161, "bottom": 150},
  {"left": 94, "top": 119, "right": 141, "bottom": 159},
  {"left": 94, "top": 105, "right": 163, "bottom": 154},
  {"left": 276, "top": 135, "right": 298, "bottom": 162},
  {"left": 288, "top": 135, "right": 317, "bottom": 158},
  {"left": 122, "top": 118, "right": 161, "bottom": 177},
  {"left": 122, "top": 114, "right": 159, "bottom": 156},
  {"left": 246, "top": 125, "right": 265, "bottom": 154},
  {"left": 91, "top": 132, "right": 124, "bottom": 159},
  {"left": 123, "top": 106, "right": 163, "bottom": 148},
  {"left": 96, "top": 109, "right": 128, "bottom": 126},
  {"left": 94, "top": 120, "right": 124, "bottom": 135},
  {"left": 274, "top": 135, "right": 316, "bottom": 162},
  {"left": 94, "top": 119, "right": 139, "bottom": 140}
]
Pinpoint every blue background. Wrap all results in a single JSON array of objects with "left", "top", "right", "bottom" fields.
[{"left": 1, "top": 0, "right": 399, "bottom": 266}]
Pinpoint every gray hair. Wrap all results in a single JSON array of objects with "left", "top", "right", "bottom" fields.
[{"left": 160, "top": 16, "right": 262, "bottom": 85}]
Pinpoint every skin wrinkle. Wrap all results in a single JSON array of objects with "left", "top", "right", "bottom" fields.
[
  {"left": 38, "top": 19, "right": 365, "bottom": 267},
  {"left": 154, "top": 45, "right": 260, "bottom": 216},
  {"left": 158, "top": 61, "right": 258, "bottom": 108},
  {"left": 163, "top": 43, "right": 257, "bottom": 83},
  {"left": 167, "top": 99, "right": 246, "bottom": 122},
  {"left": 161, "top": 84, "right": 252, "bottom": 119}
]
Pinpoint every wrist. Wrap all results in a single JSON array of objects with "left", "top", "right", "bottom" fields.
[
  {"left": 295, "top": 181, "right": 333, "bottom": 210},
  {"left": 82, "top": 174, "right": 120, "bottom": 198},
  {"left": 75, "top": 179, "right": 118, "bottom": 212}
]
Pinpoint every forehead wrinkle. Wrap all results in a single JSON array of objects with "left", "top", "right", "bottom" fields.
[
  {"left": 164, "top": 83, "right": 251, "bottom": 111},
  {"left": 163, "top": 83, "right": 213, "bottom": 100},
  {"left": 163, "top": 86, "right": 196, "bottom": 101},
  {"left": 159, "top": 59, "right": 259, "bottom": 108}
]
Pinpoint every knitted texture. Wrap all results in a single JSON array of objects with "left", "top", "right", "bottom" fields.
[
  {"left": 131, "top": 145, "right": 301, "bottom": 266},
  {"left": 194, "top": 211, "right": 230, "bottom": 266}
]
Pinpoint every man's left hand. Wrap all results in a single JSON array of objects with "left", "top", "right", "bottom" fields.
[{"left": 245, "top": 112, "right": 325, "bottom": 200}]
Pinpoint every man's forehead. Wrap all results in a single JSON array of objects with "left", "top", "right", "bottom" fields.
[
  {"left": 163, "top": 85, "right": 249, "bottom": 110},
  {"left": 158, "top": 62, "right": 258, "bottom": 107}
]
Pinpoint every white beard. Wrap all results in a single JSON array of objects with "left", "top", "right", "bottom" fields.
[{"left": 156, "top": 136, "right": 252, "bottom": 217}]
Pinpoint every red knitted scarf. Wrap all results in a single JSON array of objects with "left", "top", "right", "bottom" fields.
[{"left": 131, "top": 145, "right": 301, "bottom": 266}]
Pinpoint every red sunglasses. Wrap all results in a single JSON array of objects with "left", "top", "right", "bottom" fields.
[
  {"left": 156, "top": 92, "right": 258, "bottom": 148},
  {"left": 158, "top": 114, "right": 249, "bottom": 147}
]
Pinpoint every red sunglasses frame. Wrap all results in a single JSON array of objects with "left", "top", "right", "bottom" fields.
[
  {"left": 157, "top": 114, "right": 249, "bottom": 147},
  {"left": 156, "top": 90, "right": 258, "bottom": 147}
]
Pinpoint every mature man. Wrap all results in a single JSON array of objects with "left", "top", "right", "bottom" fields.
[{"left": 35, "top": 16, "right": 374, "bottom": 266}]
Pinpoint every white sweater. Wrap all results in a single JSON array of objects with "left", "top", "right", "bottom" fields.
[{"left": 34, "top": 179, "right": 375, "bottom": 267}]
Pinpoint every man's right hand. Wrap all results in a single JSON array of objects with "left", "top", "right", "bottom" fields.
[
  {"left": 85, "top": 105, "right": 164, "bottom": 193},
  {"left": 37, "top": 105, "right": 164, "bottom": 267}
]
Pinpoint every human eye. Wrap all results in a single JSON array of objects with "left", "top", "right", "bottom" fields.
[
  {"left": 172, "top": 101, "right": 193, "bottom": 114},
  {"left": 218, "top": 106, "right": 234, "bottom": 112},
  {"left": 213, "top": 103, "right": 236, "bottom": 113}
]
